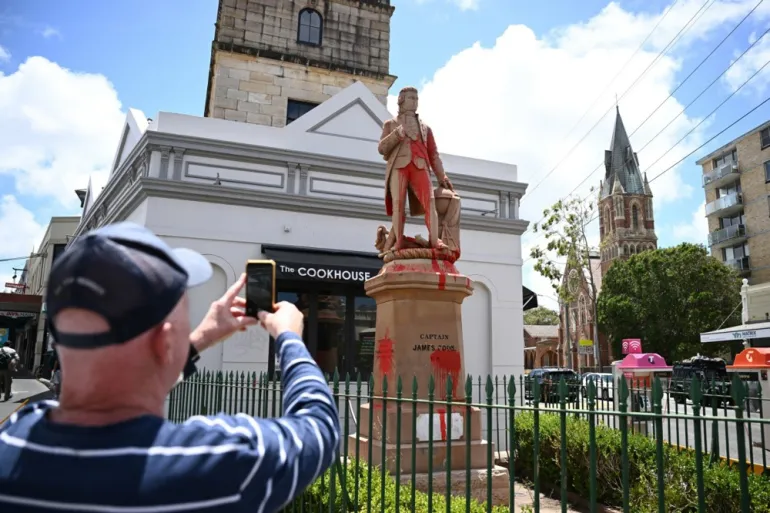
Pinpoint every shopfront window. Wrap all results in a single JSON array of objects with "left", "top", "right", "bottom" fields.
[
  {"left": 315, "top": 294, "right": 346, "bottom": 376},
  {"left": 353, "top": 296, "right": 377, "bottom": 379}
]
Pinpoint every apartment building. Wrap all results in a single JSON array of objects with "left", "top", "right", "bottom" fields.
[{"left": 699, "top": 120, "right": 770, "bottom": 283}]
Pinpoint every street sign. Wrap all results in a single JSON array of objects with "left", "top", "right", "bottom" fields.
[
  {"left": 578, "top": 339, "right": 593, "bottom": 347},
  {"left": 622, "top": 338, "right": 643, "bottom": 354},
  {"left": 4, "top": 282, "right": 24, "bottom": 289},
  {"left": 578, "top": 345, "right": 593, "bottom": 355}
]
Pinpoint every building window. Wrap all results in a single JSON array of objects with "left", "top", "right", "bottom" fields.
[
  {"left": 52, "top": 244, "right": 66, "bottom": 263},
  {"left": 632, "top": 204, "right": 639, "bottom": 230},
  {"left": 761, "top": 127, "right": 770, "bottom": 149},
  {"left": 712, "top": 149, "right": 737, "bottom": 169},
  {"left": 297, "top": 8, "right": 323, "bottom": 46},
  {"left": 286, "top": 99, "right": 319, "bottom": 125},
  {"left": 764, "top": 161, "right": 770, "bottom": 183}
]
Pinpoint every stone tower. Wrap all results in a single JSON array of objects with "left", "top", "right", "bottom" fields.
[
  {"left": 598, "top": 107, "right": 658, "bottom": 275},
  {"left": 205, "top": 0, "right": 397, "bottom": 128}
]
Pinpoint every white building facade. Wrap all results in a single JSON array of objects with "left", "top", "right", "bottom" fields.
[{"left": 71, "top": 82, "right": 533, "bottom": 381}]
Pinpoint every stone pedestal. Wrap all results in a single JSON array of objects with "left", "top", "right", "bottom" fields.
[{"left": 348, "top": 257, "right": 508, "bottom": 504}]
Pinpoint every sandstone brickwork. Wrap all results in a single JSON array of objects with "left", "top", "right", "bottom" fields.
[
  {"left": 205, "top": 0, "right": 397, "bottom": 126},
  {"left": 209, "top": 52, "right": 393, "bottom": 127}
]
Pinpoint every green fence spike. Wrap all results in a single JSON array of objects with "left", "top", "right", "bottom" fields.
[
  {"left": 731, "top": 373, "right": 746, "bottom": 405},
  {"left": 382, "top": 374, "right": 388, "bottom": 396},
  {"left": 508, "top": 374, "right": 516, "bottom": 397},
  {"left": 690, "top": 376, "right": 703, "bottom": 406},
  {"left": 446, "top": 374, "right": 453, "bottom": 400},
  {"left": 558, "top": 377, "right": 567, "bottom": 405},
  {"left": 429, "top": 374, "right": 435, "bottom": 393},
  {"left": 652, "top": 377, "right": 664, "bottom": 404},
  {"left": 412, "top": 375, "right": 418, "bottom": 394},
  {"left": 485, "top": 375, "right": 494, "bottom": 398},
  {"left": 465, "top": 374, "right": 473, "bottom": 399}
]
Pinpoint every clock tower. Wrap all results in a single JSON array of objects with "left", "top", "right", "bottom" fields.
[{"left": 205, "top": 0, "right": 397, "bottom": 128}]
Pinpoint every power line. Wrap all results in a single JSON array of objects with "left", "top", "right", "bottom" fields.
[
  {"left": 519, "top": 0, "right": 683, "bottom": 184},
  {"left": 0, "top": 254, "right": 43, "bottom": 264},
  {"left": 525, "top": 0, "right": 715, "bottom": 197},
  {"left": 522, "top": 11, "right": 770, "bottom": 247},
  {"left": 523, "top": 95, "right": 770, "bottom": 266}
]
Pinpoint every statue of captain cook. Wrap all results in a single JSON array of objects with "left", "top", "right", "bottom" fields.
[{"left": 377, "top": 86, "right": 454, "bottom": 253}]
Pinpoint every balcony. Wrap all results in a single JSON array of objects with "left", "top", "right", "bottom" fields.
[
  {"left": 702, "top": 162, "right": 740, "bottom": 189},
  {"left": 705, "top": 192, "right": 743, "bottom": 217},
  {"left": 708, "top": 224, "right": 747, "bottom": 249},
  {"left": 726, "top": 256, "right": 751, "bottom": 275}
]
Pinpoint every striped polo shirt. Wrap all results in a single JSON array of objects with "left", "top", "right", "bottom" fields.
[{"left": 0, "top": 332, "right": 340, "bottom": 512}]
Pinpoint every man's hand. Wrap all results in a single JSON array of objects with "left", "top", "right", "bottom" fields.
[
  {"left": 190, "top": 273, "right": 258, "bottom": 352},
  {"left": 258, "top": 301, "right": 304, "bottom": 340}
]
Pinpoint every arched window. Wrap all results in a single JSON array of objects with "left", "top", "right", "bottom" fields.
[
  {"left": 632, "top": 204, "right": 639, "bottom": 231},
  {"left": 623, "top": 244, "right": 629, "bottom": 256},
  {"left": 298, "top": 8, "right": 323, "bottom": 46},
  {"left": 604, "top": 206, "right": 612, "bottom": 234}
]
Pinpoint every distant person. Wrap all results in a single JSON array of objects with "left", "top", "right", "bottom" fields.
[
  {"left": 0, "top": 222, "right": 340, "bottom": 512},
  {"left": 0, "top": 343, "right": 18, "bottom": 401}
]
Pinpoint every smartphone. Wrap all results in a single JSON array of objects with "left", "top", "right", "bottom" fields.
[{"left": 245, "top": 260, "right": 276, "bottom": 318}]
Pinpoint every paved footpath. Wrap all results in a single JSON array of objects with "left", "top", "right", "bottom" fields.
[{"left": 0, "top": 378, "right": 53, "bottom": 424}]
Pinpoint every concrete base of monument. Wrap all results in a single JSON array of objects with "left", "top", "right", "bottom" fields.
[
  {"left": 347, "top": 434, "right": 495, "bottom": 474},
  {"left": 355, "top": 403, "right": 484, "bottom": 442},
  {"left": 398, "top": 466, "right": 511, "bottom": 507},
  {"left": 364, "top": 258, "right": 474, "bottom": 399}
]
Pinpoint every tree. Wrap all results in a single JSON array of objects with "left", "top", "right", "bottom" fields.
[
  {"left": 524, "top": 306, "right": 559, "bottom": 326},
  {"left": 597, "top": 243, "right": 741, "bottom": 362},
  {"left": 530, "top": 194, "right": 601, "bottom": 364}
]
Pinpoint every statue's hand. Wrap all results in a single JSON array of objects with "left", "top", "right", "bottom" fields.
[
  {"left": 396, "top": 124, "right": 405, "bottom": 139},
  {"left": 440, "top": 176, "right": 454, "bottom": 191}
]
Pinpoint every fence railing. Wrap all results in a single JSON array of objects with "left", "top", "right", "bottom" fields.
[{"left": 167, "top": 370, "right": 769, "bottom": 513}]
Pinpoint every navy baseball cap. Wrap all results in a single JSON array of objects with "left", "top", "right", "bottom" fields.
[{"left": 46, "top": 222, "right": 212, "bottom": 349}]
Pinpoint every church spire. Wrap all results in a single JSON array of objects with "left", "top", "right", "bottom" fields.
[{"left": 601, "top": 106, "right": 644, "bottom": 198}]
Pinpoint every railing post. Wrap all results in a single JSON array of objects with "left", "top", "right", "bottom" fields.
[
  {"left": 508, "top": 376, "right": 516, "bottom": 513},
  {"left": 618, "top": 377, "right": 630, "bottom": 513},
  {"left": 587, "top": 379, "right": 597, "bottom": 513},
  {"left": 731, "top": 373, "right": 750, "bottom": 513},
  {"left": 532, "top": 379, "right": 541, "bottom": 513},
  {"left": 558, "top": 377, "right": 568, "bottom": 513},
  {"left": 652, "top": 377, "right": 665, "bottom": 513},
  {"left": 485, "top": 376, "right": 494, "bottom": 513},
  {"left": 690, "top": 377, "right": 706, "bottom": 513}
]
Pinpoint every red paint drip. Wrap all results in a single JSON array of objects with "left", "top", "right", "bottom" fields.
[
  {"left": 430, "top": 349, "right": 461, "bottom": 400},
  {"left": 375, "top": 329, "right": 395, "bottom": 378},
  {"left": 431, "top": 257, "right": 447, "bottom": 290},
  {"left": 436, "top": 408, "right": 447, "bottom": 441}
]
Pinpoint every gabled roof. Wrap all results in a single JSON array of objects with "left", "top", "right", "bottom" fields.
[
  {"left": 284, "top": 81, "right": 389, "bottom": 142},
  {"left": 110, "top": 108, "right": 150, "bottom": 177},
  {"left": 524, "top": 325, "right": 559, "bottom": 339},
  {"left": 601, "top": 107, "right": 645, "bottom": 198}
]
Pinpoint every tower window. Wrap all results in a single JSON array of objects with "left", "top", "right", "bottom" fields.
[
  {"left": 298, "top": 8, "right": 323, "bottom": 46},
  {"left": 632, "top": 204, "right": 639, "bottom": 230},
  {"left": 286, "top": 99, "right": 319, "bottom": 125}
]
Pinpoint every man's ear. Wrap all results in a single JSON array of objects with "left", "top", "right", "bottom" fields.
[{"left": 149, "top": 323, "right": 174, "bottom": 365}]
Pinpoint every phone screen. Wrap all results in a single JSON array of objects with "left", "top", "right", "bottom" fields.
[{"left": 246, "top": 261, "right": 275, "bottom": 317}]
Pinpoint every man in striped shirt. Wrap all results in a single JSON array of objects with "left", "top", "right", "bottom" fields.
[{"left": 0, "top": 222, "right": 340, "bottom": 512}]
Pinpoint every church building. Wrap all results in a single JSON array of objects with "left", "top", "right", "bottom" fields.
[{"left": 559, "top": 107, "right": 658, "bottom": 370}]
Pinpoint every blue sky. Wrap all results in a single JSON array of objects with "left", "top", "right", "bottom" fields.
[{"left": 0, "top": 0, "right": 769, "bottom": 305}]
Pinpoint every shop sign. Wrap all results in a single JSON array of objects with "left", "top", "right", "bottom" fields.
[
  {"left": 277, "top": 264, "right": 373, "bottom": 283},
  {"left": 622, "top": 338, "right": 642, "bottom": 354},
  {"left": 0, "top": 311, "right": 36, "bottom": 319}
]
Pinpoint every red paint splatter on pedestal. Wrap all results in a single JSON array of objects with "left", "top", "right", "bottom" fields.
[
  {"left": 375, "top": 329, "right": 395, "bottom": 379},
  {"left": 430, "top": 349, "right": 461, "bottom": 400},
  {"left": 436, "top": 408, "right": 448, "bottom": 441}
]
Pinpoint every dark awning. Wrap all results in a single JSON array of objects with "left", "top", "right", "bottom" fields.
[
  {"left": 262, "top": 245, "right": 382, "bottom": 284},
  {"left": 523, "top": 286, "right": 538, "bottom": 311},
  {"left": 264, "top": 245, "right": 538, "bottom": 305}
]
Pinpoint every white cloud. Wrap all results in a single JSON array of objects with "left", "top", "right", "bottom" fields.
[
  {"left": 724, "top": 30, "right": 770, "bottom": 95},
  {"left": 387, "top": 0, "right": 766, "bottom": 298},
  {"left": 40, "top": 26, "right": 60, "bottom": 39},
  {"left": 672, "top": 201, "right": 708, "bottom": 244},
  {"left": 452, "top": 0, "right": 479, "bottom": 10},
  {"left": 0, "top": 195, "right": 46, "bottom": 293},
  {"left": 0, "top": 45, "right": 9, "bottom": 62},
  {"left": 0, "top": 56, "right": 124, "bottom": 207}
]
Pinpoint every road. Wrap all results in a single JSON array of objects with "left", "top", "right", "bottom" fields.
[{"left": 0, "top": 378, "right": 53, "bottom": 424}]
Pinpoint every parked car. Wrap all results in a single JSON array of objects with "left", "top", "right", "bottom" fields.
[
  {"left": 668, "top": 355, "right": 732, "bottom": 406},
  {"left": 525, "top": 368, "right": 580, "bottom": 402},
  {"left": 581, "top": 373, "right": 613, "bottom": 401}
]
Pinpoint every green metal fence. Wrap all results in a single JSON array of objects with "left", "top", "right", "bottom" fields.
[{"left": 167, "top": 370, "right": 770, "bottom": 513}]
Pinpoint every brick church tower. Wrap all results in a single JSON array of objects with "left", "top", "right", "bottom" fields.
[
  {"left": 598, "top": 107, "right": 658, "bottom": 275},
  {"left": 205, "top": 0, "right": 397, "bottom": 128}
]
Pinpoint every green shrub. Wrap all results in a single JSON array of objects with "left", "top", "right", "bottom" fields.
[
  {"left": 290, "top": 460, "right": 510, "bottom": 513},
  {"left": 286, "top": 412, "right": 770, "bottom": 512},
  {"left": 513, "top": 412, "right": 770, "bottom": 513}
]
